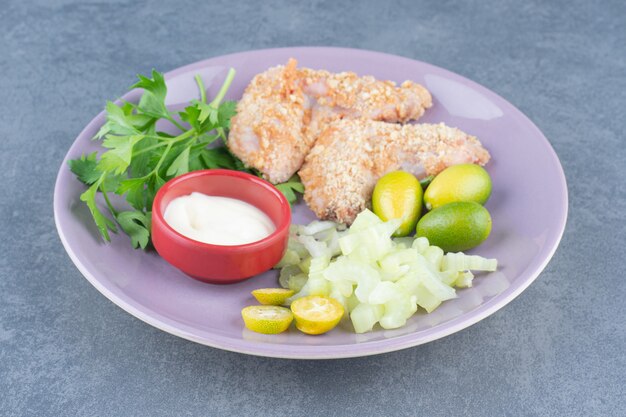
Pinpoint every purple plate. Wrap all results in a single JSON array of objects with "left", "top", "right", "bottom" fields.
[{"left": 54, "top": 47, "right": 567, "bottom": 359}]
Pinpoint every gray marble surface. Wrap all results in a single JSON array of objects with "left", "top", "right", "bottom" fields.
[{"left": 1, "top": 0, "right": 624, "bottom": 415}]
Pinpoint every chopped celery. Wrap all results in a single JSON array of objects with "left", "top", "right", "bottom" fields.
[
  {"left": 393, "top": 237, "right": 415, "bottom": 248},
  {"left": 349, "top": 209, "right": 382, "bottom": 232},
  {"left": 298, "top": 257, "right": 312, "bottom": 274},
  {"left": 277, "top": 209, "right": 498, "bottom": 333},
  {"left": 380, "top": 295, "right": 418, "bottom": 329},
  {"left": 442, "top": 252, "right": 498, "bottom": 272},
  {"left": 412, "top": 237, "right": 430, "bottom": 253},
  {"left": 333, "top": 279, "right": 354, "bottom": 298},
  {"left": 350, "top": 303, "right": 384, "bottom": 333},
  {"left": 396, "top": 273, "right": 421, "bottom": 295},
  {"left": 287, "top": 274, "right": 330, "bottom": 303},
  {"left": 323, "top": 257, "right": 380, "bottom": 303},
  {"left": 298, "top": 235, "right": 331, "bottom": 258},
  {"left": 297, "top": 220, "right": 338, "bottom": 236},
  {"left": 414, "top": 284, "right": 443, "bottom": 313},
  {"left": 287, "top": 236, "right": 309, "bottom": 259},
  {"left": 346, "top": 293, "right": 360, "bottom": 313},
  {"left": 309, "top": 255, "right": 331, "bottom": 275},
  {"left": 329, "top": 286, "right": 349, "bottom": 314},
  {"left": 422, "top": 246, "right": 444, "bottom": 269},
  {"left": 278, "top": 265, "right": 301, "bottom": 289},
  {"left": 454, "top": 271, "right": 475, "bottom": 288},
  {"left": 415, "top": 260, "right": 457, "bottom": 301},
  {"left": 379, "top": 249, "right": 419, "bottom": 276},
  {"left": 440, "top": 270, "right": 460, "bottom": 286},
  {"left": 275, "top": 249, "right": 301, "bottom": 269},
  {"left": 326, "top": 230, "right": 343, "bottom": 257},
  {"left": 288, "top": 273, "right": 308, "bottom": 292},
  {"left": 339, "top": 219, "right": 400, "bottom": 261},
  {"left": 368, "top": 281, "right": 400, "bottom": 305}
]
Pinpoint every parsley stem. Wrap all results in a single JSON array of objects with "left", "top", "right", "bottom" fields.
[
  {"left": 166, "top": 116, "right": 187, "bottom": 133},
  {"left": 134, "top": 128, "right": 197, "bottom": 157},
  {"left": 209, "top": 68, "right": 236, "bottom": 108},
  {"left": 132, "top": 134, "right": 196, "bottom": 180},
  {"left": 154, "top": 143, "right": 173, "bottom": 174},
  {"left": 133, "top": 142, "right": 167, "bottom": 156},
  {"left": 140, "top": 133, "right": 188, "bottom": 141},
  {"left": 103, "top": 192, "right": 118, "bottom": 217},
  {"left": 100, "top": 182, "right": 119, "bottom": 217},
  {"left": 195, "top": 74, "right": 207, "bottom": 104},
  {"left": 172, "top": 128, "right": 197, "bottom": 142}
]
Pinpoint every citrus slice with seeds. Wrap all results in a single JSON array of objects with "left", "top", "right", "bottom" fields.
[
  {"left": 241, "top": 306, "right": 293, "bottom": 334},
  {"left": 290, "top": 295, "right": 344, "bottom": 335}
]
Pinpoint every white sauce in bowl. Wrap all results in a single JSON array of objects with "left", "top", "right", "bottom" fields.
[{"left": 163, "top": 192, "right": 275, "bottom": 245}]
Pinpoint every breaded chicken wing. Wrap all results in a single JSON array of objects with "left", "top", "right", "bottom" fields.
[
  {"left": 228, "top": 59, "right": 432, "bottom": 183},
  {"left": 299, "top": 119, "right": 491, "bottom": 224}
]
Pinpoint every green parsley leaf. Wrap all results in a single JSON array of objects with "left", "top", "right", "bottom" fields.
[
  {"left": 195, "top": 100, "right": 216, "bottom": 125},
  {"left": 100, "top": 101, "right": 140, "bottom": 137},
  {"left": 200, "top": 147, "right": 237, "bottom": 169},
  {"left": 218, "top": 101, "right": 237, "bottom": 129},
  {"left": 68, "top": 152, "right": 101, "bottom": 185},
  {"left": 98, "top": 135, "right": 142, "bottom": 175},
  {"left": 102, "top": 173, "right": 123, "bottom": 194},
  {"left": 129, "top": 135, "right": 158, "bottom": 178},
  {"left": 132, "top": 70, "right": 169, "bottom": 119},
  {"left": 116, "top": 177, "right": 146, "bottom": 210},
  {"left": 166, "top": 146, "right": 190, "bottom": 177},
  {"left": 275, "top": 175, "right": 305, "bottom": 205},
  {"left": 145, "top": 174, "right": 166, "bottom": 211},
  {"left": 79, "top": 177, "right": 117, "bottom": 241},
  {"left": 179, "top": 105, "right": 202, "bottom": 132},
  {"left": 116, "top": 210, "right": 151, "bottom": 249}
]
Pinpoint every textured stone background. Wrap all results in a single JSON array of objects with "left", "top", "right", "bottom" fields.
[{"left": 1, "top": 0, "right": 624, "bottom": 415}]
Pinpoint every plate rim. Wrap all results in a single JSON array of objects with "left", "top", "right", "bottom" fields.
[{"left": 54, "top": 46, "right": 568, "bottom": 359}]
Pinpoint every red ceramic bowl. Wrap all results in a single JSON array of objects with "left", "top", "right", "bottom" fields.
[{"left": 151, "top": 169, "right": 291, "bottom": 284}]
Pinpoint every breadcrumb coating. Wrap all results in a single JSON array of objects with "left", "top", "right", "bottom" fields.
[
  {"left": 228, "top": 59, "right": 308, "bottom": 184},
  {"left": 299, "top": 119, "right": 491, "bottom": 224},
  {"left": 228, "top": 59, "right": 432, "bottom": 183}
]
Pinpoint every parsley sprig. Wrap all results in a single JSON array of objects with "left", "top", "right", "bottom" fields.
[{"left": 69, "top": 69, "right": 303, "bottom": 249}]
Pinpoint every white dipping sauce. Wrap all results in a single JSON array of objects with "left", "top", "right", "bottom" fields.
[{"left": 163, "top": 192, "right": 275, "bottom": 246}]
